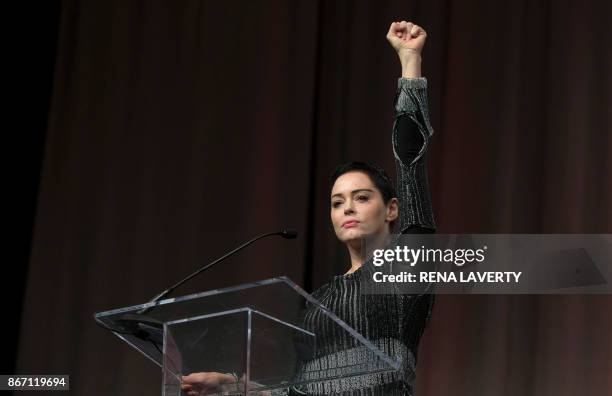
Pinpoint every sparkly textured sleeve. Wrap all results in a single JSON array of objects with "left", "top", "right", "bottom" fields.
[{"left": 392, "top": 77, "right": 436, "bottom": 234}]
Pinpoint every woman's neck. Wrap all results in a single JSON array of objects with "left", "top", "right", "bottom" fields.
[
  {"left": 344, "top": 233, "right": 390, "bottom": 275},
  {"left": 345, "top": 243, "right": 363, "bottom": 274}
]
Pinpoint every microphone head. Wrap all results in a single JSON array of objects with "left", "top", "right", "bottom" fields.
[{"left": 280, "top": 229, "right": 298, "bottom": 239}]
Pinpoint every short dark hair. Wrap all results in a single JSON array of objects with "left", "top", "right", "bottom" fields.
[{"left": 330, "top": 161, "right": 396, "bottom": 204}]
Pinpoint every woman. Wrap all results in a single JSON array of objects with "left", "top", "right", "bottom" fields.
[{"left": 181, "top": 19, "right": 435, "bottom": 396}]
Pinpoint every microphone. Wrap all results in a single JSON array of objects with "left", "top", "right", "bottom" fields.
[
  {"left": 98, "top": 229, "right": 298, "bottom": 340},
  {"left": 135, "top": 228, "right": 298, "bottom": 314},
  {"left": 280, "top": 228, "right": 298, "bottom": 239}
]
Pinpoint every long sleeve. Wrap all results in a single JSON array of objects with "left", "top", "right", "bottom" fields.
[{"left": 392, "top": 77, "right": 436, "bottom": 233}]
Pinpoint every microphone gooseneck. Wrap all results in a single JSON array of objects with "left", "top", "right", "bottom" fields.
[
  {"left": 95, "top": 229, "right": 298, "bottom": 348},
  {"left": 136, "top": 229, "right": 298, "bottom": 314}
]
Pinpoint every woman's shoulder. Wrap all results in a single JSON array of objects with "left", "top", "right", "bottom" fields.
[{"left": 307, "top": 281, "right": 333, "bottom": 306}]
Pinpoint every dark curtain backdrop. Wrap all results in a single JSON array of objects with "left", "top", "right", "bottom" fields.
[{"left": 16, "top": 0, "right": 612, "bottom": 395}]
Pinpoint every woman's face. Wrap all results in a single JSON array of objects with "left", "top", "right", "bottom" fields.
[{"left": 330, "top": 171, "right": 398, "bottom": 245}]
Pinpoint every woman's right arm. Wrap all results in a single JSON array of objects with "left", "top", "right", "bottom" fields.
[{"left": 386, "top": 21, "right": 436, "bottom": 234}]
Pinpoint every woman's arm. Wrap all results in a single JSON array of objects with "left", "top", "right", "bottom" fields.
[{"left": 386, "top": 21, "right": 436, "bottom": 234}]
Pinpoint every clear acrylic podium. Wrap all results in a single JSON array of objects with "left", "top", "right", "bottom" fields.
[{"left": 95, "top": 277, "right": 400, "bottom": 395}]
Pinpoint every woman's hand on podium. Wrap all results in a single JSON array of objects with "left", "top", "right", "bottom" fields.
[
  {"left": 180, "top": 372, "right": 237, "bottom": 395},
  {"left": 181, "top": 371, "right": 273, "bottom": 395}
]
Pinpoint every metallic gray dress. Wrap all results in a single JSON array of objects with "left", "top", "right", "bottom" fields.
[{"left": 285, "top": 77, "right": 436, "bottom": 396}]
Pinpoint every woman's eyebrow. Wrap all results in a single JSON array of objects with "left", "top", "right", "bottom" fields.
[{"left": 331, "top": 189, "right": 374, "bottom": 199}]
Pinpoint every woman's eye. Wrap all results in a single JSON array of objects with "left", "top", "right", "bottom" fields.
[
  {"left": 332, "top": 202, "right": 342, "bottom": 208},
  {"left": 356, "top": 195, "right": 369, "bottom": 201}
]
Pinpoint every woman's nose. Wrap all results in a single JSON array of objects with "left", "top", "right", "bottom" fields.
[{"left": 344, "top": 202, "right": 355, "bottom": 214}]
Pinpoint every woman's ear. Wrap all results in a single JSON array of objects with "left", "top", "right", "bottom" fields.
[{"left": 386, "top": 197, "right": 399, "bottom": 222}]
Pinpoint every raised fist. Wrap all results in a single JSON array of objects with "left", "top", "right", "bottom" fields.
[{"left": 386, "top": 21, "right": 427, "bottom": 56}]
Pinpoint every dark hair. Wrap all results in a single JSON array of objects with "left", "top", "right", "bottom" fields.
[{"left": 330, "top": 161, "right": 396, "bottom": 204}]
